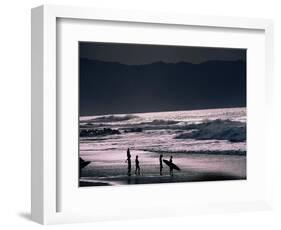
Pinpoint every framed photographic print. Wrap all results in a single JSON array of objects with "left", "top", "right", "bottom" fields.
[
  {"left": 31, "top": 5, "right": 274, "bottom": 225},
  {"left": 78, "top": 42, "right": 247, "bottom": 187}
]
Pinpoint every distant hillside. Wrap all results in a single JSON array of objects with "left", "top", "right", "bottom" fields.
[{"left": 79, "top": 58, "right": 246, "bottom": 116}]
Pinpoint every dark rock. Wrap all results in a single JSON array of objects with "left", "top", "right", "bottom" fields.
[{"left": 80, "top": 128, "right": 121, "bottom": 137}]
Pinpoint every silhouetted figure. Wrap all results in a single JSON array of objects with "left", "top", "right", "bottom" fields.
[
  {"left": 169, "top": 155, "right": 173, "bottom": 176},
  {"left": 159, "top": 154, "right": 163, "bottom": 175},
  {"left": 125, "top": 148, "right": 132, "bottom": 176},
  {"left": 135, "top": 155, "right": 140, "bottom": 175}
]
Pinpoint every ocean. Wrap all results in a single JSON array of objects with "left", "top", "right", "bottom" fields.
[{"left": 79, "top": 107, "right": 246, "bottom": 186}]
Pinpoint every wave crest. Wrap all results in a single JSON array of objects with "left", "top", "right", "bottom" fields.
[
  {"left": 89, "top": 114, "right": 138, "bottom": 123},
  {"left": 175, "top": 119, "right": 246, "bottom": 142},
  {"left": 140, "top": 148, "right": 246, "bottom": 156}
]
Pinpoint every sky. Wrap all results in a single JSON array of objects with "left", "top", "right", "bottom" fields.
[
  {"left": 79, "top": 42, "right": 246, "bottom": 116},
  {"left": 80, "top": 42, "right": 246, "bottom": 65}
]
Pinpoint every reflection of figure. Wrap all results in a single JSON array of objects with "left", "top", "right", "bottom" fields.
[
  {"left": 125, "top": 148, "right": 131, "bottom": 176},
  {"left": 169, "top": 155, "right": 173, "bottom": 176},
  {"left": 159, "top": 154, "right": 163, "bottom": 175},
  {"left": 135, "top": 155, "right": 140, "bottom": 175}
]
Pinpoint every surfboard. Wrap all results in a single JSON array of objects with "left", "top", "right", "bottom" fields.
[
  {"left": 163, "top": 159, "right": 180, "bottom": 171},
  {"left": 80, "top": 157, "right": 91, "bottom": 169}
]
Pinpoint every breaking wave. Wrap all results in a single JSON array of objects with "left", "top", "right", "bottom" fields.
[
  {"left": 144, "top": 119, "right": 179, "bottom": 125},
  {"left": 89, "top": 114, "right": 138, "bottom": 123},
  {"left": 175, "top": 119, "right": 246, "bottom": 142},
  {"left": 139, "top": 148, "right": 246, "bottom": 156}
]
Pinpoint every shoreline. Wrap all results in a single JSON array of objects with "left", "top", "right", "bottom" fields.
[
  {"left": 80, "top": 170, "right": 246, "bottom": 187},
  {"left": 80, "top": 153, "right": 246, "bottom": 187}
]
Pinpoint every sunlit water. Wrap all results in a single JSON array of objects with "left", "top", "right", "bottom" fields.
[{"left": 80, "top": 107, "right": 246, "bottom": 186}]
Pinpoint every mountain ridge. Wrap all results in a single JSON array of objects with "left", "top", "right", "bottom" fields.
[
  {"left": 79, "top": 58, "right": 246, "bottom": 116},
  {"left": 80, "top": 57, "right": 246, "bottom": 67}
]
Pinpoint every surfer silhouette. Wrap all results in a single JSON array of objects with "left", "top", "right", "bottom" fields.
[
  {"left": 163, "top": 156, "right": 180, "bottom": 175},
  {"left": 159, "top": 154, "right": 163, "bottom": 175},
  {"left": 169, "top": 155, "right": 174, "bottom": 176},
  {"left": 135, "top": 155, "right": 140, "bottom": 175},
  {"left": 126, "top": 148, "right": 132, "bottom": 176}
]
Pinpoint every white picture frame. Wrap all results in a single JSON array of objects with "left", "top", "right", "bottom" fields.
[{"left": 31, "top": 5, "right": 274, "bottom": 225}]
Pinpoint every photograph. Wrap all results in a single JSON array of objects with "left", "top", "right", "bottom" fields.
[{"left": 79, "top": 42, "right": 246, "bottom": 187}]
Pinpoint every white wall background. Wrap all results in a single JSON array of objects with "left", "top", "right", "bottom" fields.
[{"left": 0, "top": 0, "right": 280, "bottom": 229}]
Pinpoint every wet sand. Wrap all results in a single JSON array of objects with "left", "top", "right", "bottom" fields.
[
  {"left": 80, "top": 173, "right": 244, "bottom": 187},
  {"left": 79, "top": 153, "right": 246, "bottom": 187}
]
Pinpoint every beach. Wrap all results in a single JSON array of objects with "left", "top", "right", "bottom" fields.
[
  {"left": 79, "top": 107, "right": 246, "bottom": 186},
  {"left": 80, "top": 153, "right": 246, "bottom": 186}
]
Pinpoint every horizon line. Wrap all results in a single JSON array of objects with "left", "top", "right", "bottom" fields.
[
  {"left": 79, "top": 57, "right": 246, "bottom": 66},
  {"left": 80, "top": 106, "right": 246, "bottom": 118}
]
